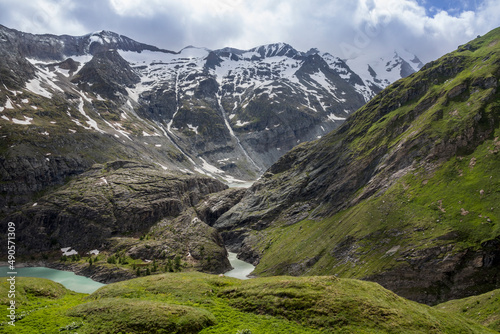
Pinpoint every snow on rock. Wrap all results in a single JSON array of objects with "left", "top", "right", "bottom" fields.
[
  {"left": 25, "top": 77, "right": 53, "bottom": 99},
  {"left": 61, "top": 247, "right": 78, "bottom": 256},
  {"left": 327, "top": 113, "right": 346, "bottom": 121},
  {"left": 12, "top": 116, "right": 33, "bottom": 125},
  {"left": 235, "top": 120, "right": 250, "bottom": 127},
  {"left": 5, "top": 98, "right": 14, "bottom": 109},
  {"left": 187, "top": 124, "right": 199, "bottom": 134},
  {"left": 76, "top": 98, "right": 103, "bottom": 132}
]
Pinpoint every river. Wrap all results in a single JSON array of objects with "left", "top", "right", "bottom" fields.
[{"left": 223, "top": 252, "right": 255, "bottom": 279}]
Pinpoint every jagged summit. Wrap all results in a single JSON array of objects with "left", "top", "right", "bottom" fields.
[
  {"left": 248, "top": 42, "right": 301, "bottom": 59},
  {"left": 345, "top": 48, "right": 424, "bottom": 96}
]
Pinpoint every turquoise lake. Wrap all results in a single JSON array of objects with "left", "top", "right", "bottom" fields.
[
  {"left": 0, "top": 266, "right": 105, "bottom": 294},
  {"left": 0, "top": 253, "right": 254, "bottom": 294}
]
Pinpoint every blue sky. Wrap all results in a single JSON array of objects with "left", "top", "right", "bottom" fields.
[
  {"left": 419, "top": 0, "right": 481, "bottom": 14},
  {"left": 0, "top": 0, "right": 499, "bottom": 63}
]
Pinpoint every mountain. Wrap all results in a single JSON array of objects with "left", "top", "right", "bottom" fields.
[
  {"left": 214, "top": 28, "right": 500, "bottom": 305},
  {"left": 346, "top": 48, "right": 424, "bottom": 93},
  {"left": 0, "top": 24, "right": 421, "bottom": 210}
]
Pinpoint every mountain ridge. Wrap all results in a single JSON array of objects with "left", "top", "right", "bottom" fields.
[{"left": 0, "top": 23, "right": 422, "bottom": 205}]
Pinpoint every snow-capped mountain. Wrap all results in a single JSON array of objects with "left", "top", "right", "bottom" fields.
[
  {"left": 0, "top": 25, "right": 423, "bottom": 188},
  {"left": 346, "top": 49, "right": 424, "bottom": 93}
]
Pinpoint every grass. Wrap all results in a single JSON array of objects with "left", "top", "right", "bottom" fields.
[
  {"left": 0, "top": 272, "right": 496, "bottom": 333},
  {"left": 435, "top": 288, "right": 500, "bottom": 332},
  {"left": 67, "top": 298, "right": 216, "bottom": 334},
  {"left": 0, "top": 277, "right": 87, "bottom": 333}
]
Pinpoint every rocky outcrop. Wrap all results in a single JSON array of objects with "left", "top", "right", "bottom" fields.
[
  {"left": 5, "top": 161, "right": 227, "bottom": 258},
  {"left": 367, "top": 237, "right": 500, "bottom": 305},
  {"left": 72, "top": 50, "right": 141, "bottom": 100},
  {"left": 196, "top": 187, "right": 247, "bottom": 226}
]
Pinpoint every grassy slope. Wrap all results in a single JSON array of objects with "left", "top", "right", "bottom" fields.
[
  {"left": 0, "top": 274, "right": 496, "bottom": 333},
  {"left": 248, "top": 27, "right": 500, "bottom": 281},
  {"left": 435, "top": 288, "right": 500, "bottom": 332}
]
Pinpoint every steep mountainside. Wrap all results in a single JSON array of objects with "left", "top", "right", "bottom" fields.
[
  {"left": 0, "top": 24, "right": 421, "bottom": 210},
  {"left": 215, "top": 28, "right": 500, "bottom": 305}
]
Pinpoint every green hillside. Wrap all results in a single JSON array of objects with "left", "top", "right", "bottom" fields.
[
  {"left": 0, "top": 274, "right": 496, "bottom": 333},
  {"left": 436, "top": 288, "right": 500, "bottom": 332}
]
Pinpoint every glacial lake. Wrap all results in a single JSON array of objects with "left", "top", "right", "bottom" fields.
[
  {"left": 224, "top": 252, "right": 255, "bottom": 279},
  {"left": 0, "top": 266, "right": 105, "bottom": 294},
  {"left": 0, "top": 253, "right": 255, "bottom": 294}
]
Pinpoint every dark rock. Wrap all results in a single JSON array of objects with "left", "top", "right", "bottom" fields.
[
  {"left": 5, "top": 161, "right": 227, "bottom": 254},
  {"left": 71, "top": 50, "right": 140, "bottom": 99}
]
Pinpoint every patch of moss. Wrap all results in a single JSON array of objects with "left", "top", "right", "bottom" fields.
[{"left": 67, "top": 298, "right": 216, "bottom": 334}]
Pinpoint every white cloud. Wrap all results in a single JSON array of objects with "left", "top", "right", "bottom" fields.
[
  {"left": 0, "top": 0, "right": 86, "bottom": 35},
  {"left": 0, "top": 0, "right": 499, "bottom": 63}
]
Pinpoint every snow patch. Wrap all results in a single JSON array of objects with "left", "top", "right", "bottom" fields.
[
  {"left": 25, "top": 77, "right": 53, "bottom": 98},
  {"left": 12, "top": 116, "right": 33, "bottom": 125},
  {"left": 76, "top": 98, "right": 103, "bottom": 132},
  {"left": 235, "top": 120, "right": 250, "bottom": 127},
  {"left": 187, "top": 124, "right": 199, "bottom": 134},
  {"left": 61, "top": 247, "right": 78, "bottom": 256},
  {"left": 5, "top": 99, "right": 14, "bottom": 109},
  {"left": 327, "top": 113, "right": 346, "bottom": 121}
]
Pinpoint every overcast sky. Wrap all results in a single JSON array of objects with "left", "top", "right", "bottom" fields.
[{"left": 0, "top": 0, "right": 499, "bottom": 62}]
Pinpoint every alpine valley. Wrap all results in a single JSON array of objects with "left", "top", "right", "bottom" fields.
[{"left": 1, "top": 22, "right": 500, "bottom": 333}]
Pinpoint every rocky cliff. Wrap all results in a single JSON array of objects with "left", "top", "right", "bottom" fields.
[
  {"left": 3, "top": 161, "right": 232, "bottom": 274},
  {"left": 215, "top": 28, "right": 500, "bottom": 304}
]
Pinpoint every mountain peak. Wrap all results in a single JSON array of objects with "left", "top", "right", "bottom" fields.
[{"left": 249, "top": 42, "right": 301, "bottom": 58}]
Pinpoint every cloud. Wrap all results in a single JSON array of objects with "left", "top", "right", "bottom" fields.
[{"left": 0, "top": 0, "right": 499, "bottom": 62}]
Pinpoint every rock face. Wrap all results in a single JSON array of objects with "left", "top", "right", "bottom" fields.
[
  {"left": 214, "top": 28, "right": 500, "bottom": 304},
  {"left": 72, "top": 50, "right": 141, "bottom": 99},
  {"left": 4, "top": 161, "right": 232, "bottom": 273}
]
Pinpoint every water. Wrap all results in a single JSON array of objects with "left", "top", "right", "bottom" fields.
[
  {"left": 0, "top": 251, "right": 255, "bottom": 293},
  {"left": 224, "top": 252, "right": 255, "bottom": 279},
  {"left": 0, "top": 266, "right": 105, "bottom": 294}
]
